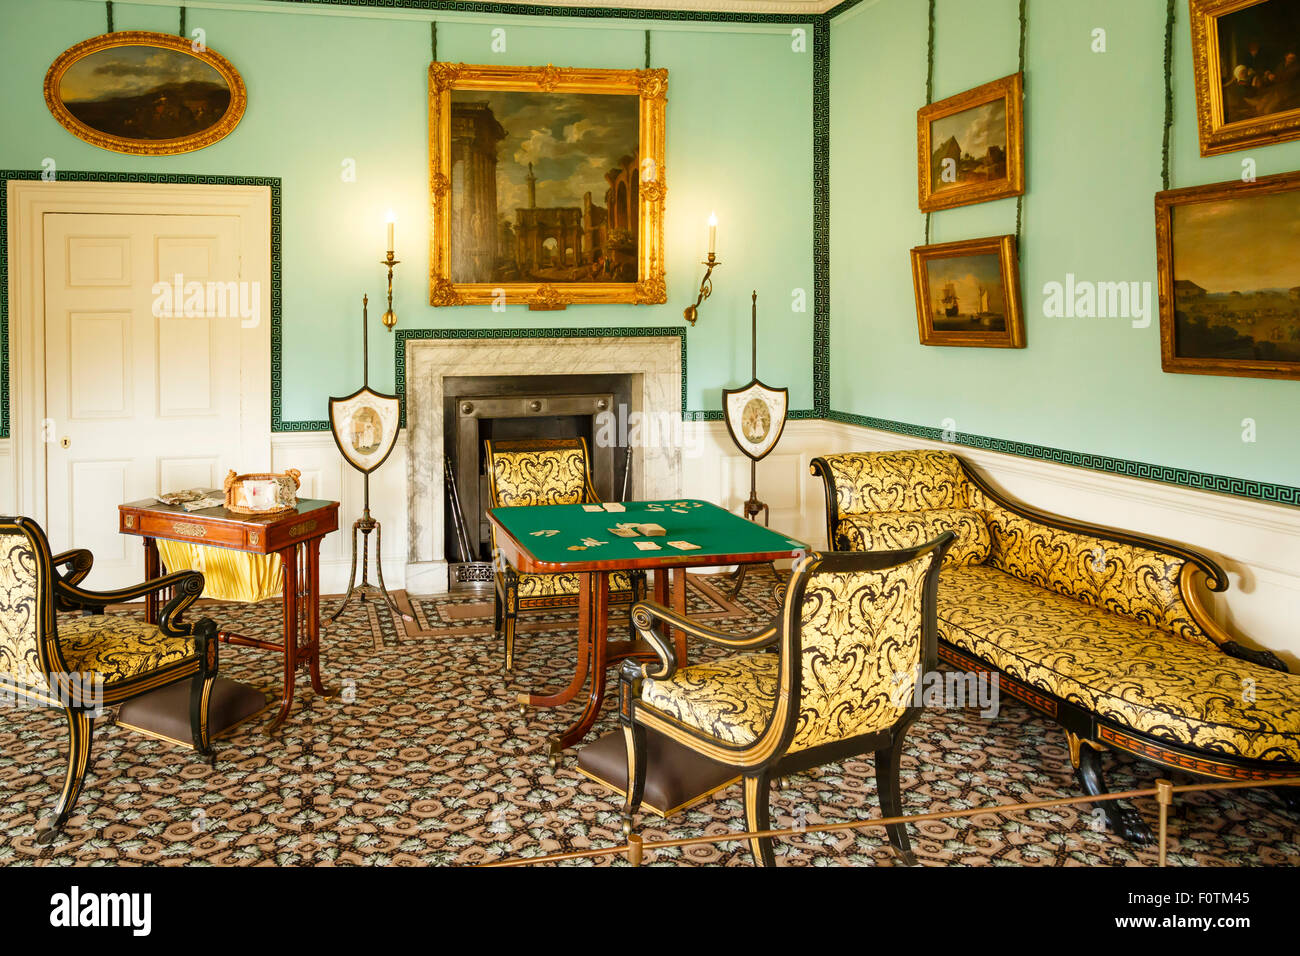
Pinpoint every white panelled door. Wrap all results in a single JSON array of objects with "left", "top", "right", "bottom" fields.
[{"left": 43, "top": 213, "right": 245, "bottom": 588}]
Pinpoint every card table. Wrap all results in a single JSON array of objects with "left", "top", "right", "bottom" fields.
[{"left": 487, "top": 498, "right": 807, "bottom": 762}]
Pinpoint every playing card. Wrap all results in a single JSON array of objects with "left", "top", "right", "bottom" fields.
[
  {"left": 582, "top": 504, "right": 603, "bottom": 512},
  {"left": 633, "top": 541, "right": 661, "bottom": 551},
  {"left": 601, "top": 502, "right": 626, "bottom": 512},
  {"left": 667, "top": 540, "right": 701, "bottom": 551}
]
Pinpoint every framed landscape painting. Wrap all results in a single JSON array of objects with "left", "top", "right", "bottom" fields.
[
  {"left": 1155, "top": 170, "right": 1300, "bottom": 380},
  {"left": 910, "top": 235, "right": 1025, "bottom": 348},
  {"left": 428, "top": 63, "right": 667, "bottom": 309},
  {"left": 44, "top": 31, "right": 245, "bottom": 155},
  {"left": 1190, "top": 0, "right": 1300, "bottom": 156},
  {"left": 917, "top": 73, "right": 1024, "bottom": 212}
]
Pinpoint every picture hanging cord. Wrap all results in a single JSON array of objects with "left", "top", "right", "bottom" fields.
[
  {"left": 645, "top": 29, "right": 651, "bottom": 70},
  {"left": 431, "top": 20, "right": 437, "bottom": 61},
  {"left": 1162, "top": 0, "right": 1175, "bottom": 192},
  {"left": 925, "top": 0, "right": 1028, "bottom": 250},
  {"left": 179, "top": 6, "right": 186, "bottom": 38},
  {"left": 105, "top": 1, "right": 113, "bottom": 32},
  {"left": 923, "top": 0, "right": 935, "bottom": 245},
  {"left": 1014, "top": 0, "right": 1026, "bottom": 249}
]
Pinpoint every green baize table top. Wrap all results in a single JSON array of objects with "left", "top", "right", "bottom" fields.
[{"left": 488, "top": 498, "right": 808, "bottom": 573}]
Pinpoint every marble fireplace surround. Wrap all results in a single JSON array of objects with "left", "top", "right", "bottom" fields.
[{"left": 404, "top": 336, "right": 684, "bottom": 593}]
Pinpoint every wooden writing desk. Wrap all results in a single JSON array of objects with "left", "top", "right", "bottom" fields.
[{"left": 119, "top": 498, "right": 340, "bottom": 731}]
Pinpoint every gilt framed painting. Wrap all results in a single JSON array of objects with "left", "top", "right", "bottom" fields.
[
  {"left": 1155, "top": 170, "right": 1300, "bottom": 380},
  {"left": 44, "top": 31, "right": 246, "bottom": 155},
  {"left": 428, "top": 63, "right": 667, "bottom": 310},
  {"left": 910, "top": 235, "right": 1025, "bottom": 349},
  {"left": 1190, "top": 0, "right": 1300, "bottom": 156},
  {"left": 917, "top": 73, "right": 1024, "bottom": 212}
]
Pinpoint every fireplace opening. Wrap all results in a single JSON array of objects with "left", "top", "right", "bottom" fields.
[{"left": 443, "top": 373, "right": 635, "bottom": 589}]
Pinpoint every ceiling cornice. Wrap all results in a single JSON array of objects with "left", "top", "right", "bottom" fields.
[{"left": 432, "top": 0, "right": 838, "bottom": 13}]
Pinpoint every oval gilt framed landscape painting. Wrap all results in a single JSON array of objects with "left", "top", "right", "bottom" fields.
[{"left": 44, "top": 32, "right": 246, "bottom": 155}]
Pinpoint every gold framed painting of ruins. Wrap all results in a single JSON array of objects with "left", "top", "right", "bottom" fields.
[
  {"left": 428, "top": 62, "right": 667, "bottom": 309},
  {"left": 1190, "top": 0, "right": 1300, "bottom": 156},
  {"left": 910, "top": 235, "right": 1025, "bottom": 349},
  {"left": 1155, "top": 170, "right": 1300, "bottom": 380},
  {"left": 917, "top": 73, "right": 1024, "bottom": 213}
]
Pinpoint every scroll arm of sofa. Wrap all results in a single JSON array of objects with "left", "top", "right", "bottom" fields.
[
  {"left": 1179, "top": 563, "right": 1289, "bottom": 673},
  {"left": 808, "top": 457, "right": 843, "bottom": 551}
]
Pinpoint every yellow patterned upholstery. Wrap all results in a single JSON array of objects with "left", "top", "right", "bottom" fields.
[
  {"left": 518, "top": 569, "right": 634, "bottom": 598},
  {"left": 819, "top": 449, "right": 969, "bottom": 515},
  {"left": 938, "top": 566, "right": 1300, "bottom": 762},
  {"left": 489, "top": 446, "right": 589, "bottom": 507},
  {"left": 964, "top": 487, "right": 1216, "bottom": 648},
  {"left": 790, "top": 560, "right": 930, "bottom": 750},
  {"left": 642, "top": 653, "right": 778, "bottom": 745},
  {"left": 487, "top": 439, "right": 633, "bottom": 600},
  {"left": 57, "top": 615, "right": 197, "bottom": 684},
  {"left": 836, "top": 508, "right": 990, "bottom": 567},
  {"left": 0, "top": 535, "right": 41, "bottom": 685},
  {"left": 641, "top": 554, "right": 935, "bottom": 752},
  {"left": 817, "top": 450, "right": 1215, "bottom": 647}
]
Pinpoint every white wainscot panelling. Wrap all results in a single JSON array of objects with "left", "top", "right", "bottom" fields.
[
  {"left": 271, "top": 431, "right": 408, "bottom": 596},
  {"left": 819, "top": 420, "right": 1300, "bottom": 667},
  {"left": 679, "top": 420, "right": 827, "bottom": 570},
  {"left": 0, "top": 440, "right": 13, "bottom": 514}
]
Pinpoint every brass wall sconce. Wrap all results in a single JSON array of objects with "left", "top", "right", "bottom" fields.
[
  {"left": 683, "top": 212, "right": 719, "bottom": 326},
  {"left": 381, "top": 209, "right": 399, "bottom": 331}
]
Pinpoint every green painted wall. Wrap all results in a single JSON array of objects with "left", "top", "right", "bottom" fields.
[
  {"left": 0, "top": 0, "right": 815, "bottom": 426},
  {"left": 830, "top": 0, "right": 1300, "bottom": 490}
]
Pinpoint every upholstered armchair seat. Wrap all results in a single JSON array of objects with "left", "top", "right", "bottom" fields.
[
  {"left": 0, "top": 516, "right": 220, "bottom": 844},
  {"left": 620, "top": 536, "right": 954, "bottom": 866},
  {"left": 641, "top": 654, "right": 778, "bottom": 746},
  {"left": 939, "top": 565, "right": 1300, "bottom": 763},
  {"left": 57, "top": 615, "right": 198, "bottom": 684}
]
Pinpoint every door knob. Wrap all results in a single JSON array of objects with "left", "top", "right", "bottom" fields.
[{"left": 529, "top": 400, "right": 542, "bottom": 412}]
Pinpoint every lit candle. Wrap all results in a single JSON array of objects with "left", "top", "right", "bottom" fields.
[
  {"left": 707, "top": 211, "right": 717, "bottom": 257},
  {"left": 385, "top": 209, "right": 396, "bottom": 256}
]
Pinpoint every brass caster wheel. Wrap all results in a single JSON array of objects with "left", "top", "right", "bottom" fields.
[
  {"left": 35, "top": 826, "right": 61, "bottom": 846},
  {"left": 621, "top": 816, "right": 633, "bottom": 838},
  {"left": 518, "top": 704, "right": 528, "bottom": 718}
]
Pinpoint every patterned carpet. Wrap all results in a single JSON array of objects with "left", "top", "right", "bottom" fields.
[{"left": 1, "top": 569, "right": 1297, "bottom": 866}]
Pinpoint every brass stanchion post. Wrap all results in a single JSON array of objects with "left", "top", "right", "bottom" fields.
[{"left": 1156, "top": 778, "right": 1173, "bottom": 867}]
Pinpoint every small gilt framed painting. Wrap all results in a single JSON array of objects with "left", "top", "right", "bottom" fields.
[
  {"left": 910, "top": 235, "right": 1025, "bottom": 349},
  {"left": 428, "top": 62, "right": 667, "bottom": 310},
  {"left": 329, "top": 388, "right": 402, "bottom": 474},
  {"left": 1190, "top": 0, "right": 1300, "bottom": 156},
  {"left": 44, "top": 31, "right": 246, "bottom": 155},
  {"left": 917, "top": 73, "right": 1024, "bottom": 212}
]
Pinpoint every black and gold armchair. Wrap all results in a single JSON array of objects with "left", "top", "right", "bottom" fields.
[
  {"left": 485, "top": 437, "right": 645, "bottom": 671},
  {"left": 0, "top": 516, "right": 219, "bottom": 844},
  {"left": 618, "top": 533, "right": 953, "bottom": 866}
]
